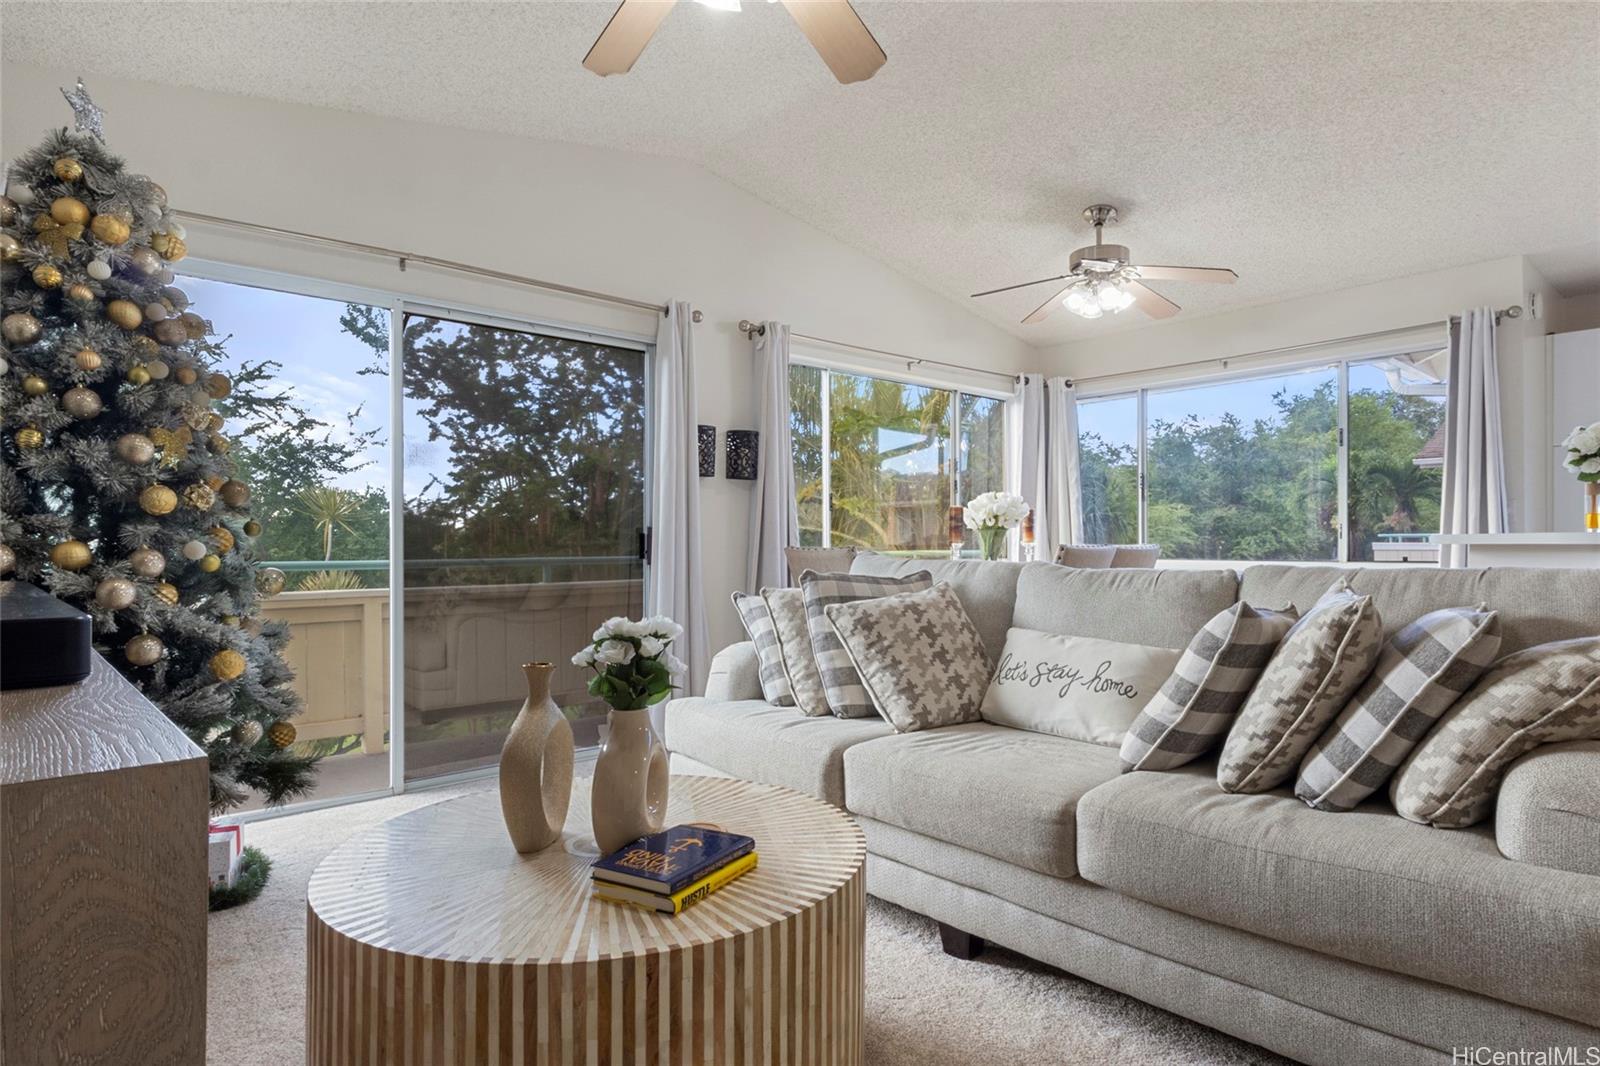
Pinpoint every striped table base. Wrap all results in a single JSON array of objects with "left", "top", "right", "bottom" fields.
[{"left": 306, "top": 776, "right": 866, "bottom": 1065}]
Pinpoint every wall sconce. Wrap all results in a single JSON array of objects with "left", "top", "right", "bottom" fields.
[
  {"left": 725, "top": 430, "right": 758, "bottom": 480},
  {"left": 698, "top": 425, "right": 716, "bottom": 478}
]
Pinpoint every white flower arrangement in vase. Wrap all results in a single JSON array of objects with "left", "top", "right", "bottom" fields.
[
  {"left": 963, "top": 491, "right": 1030, "bottom": 560},
  {"left": 571, "top": 615, "right": 686, "bottom": 710},
  {"left": 1561, "top": 420, "right": 1600, "bottom": 532}
]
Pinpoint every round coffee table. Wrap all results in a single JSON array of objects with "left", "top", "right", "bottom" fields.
[{"left": 306, "top": 775, "right": 866, "bottom": 1065}]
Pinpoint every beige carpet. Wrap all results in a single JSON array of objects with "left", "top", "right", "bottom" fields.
[{"left": 210, "top": 783, "right": 1291, "bottom": 1066}]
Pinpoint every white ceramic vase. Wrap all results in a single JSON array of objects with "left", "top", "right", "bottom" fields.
[
  {"left": 590, "top": 708, "right": 669, "bottom": 854},
  {"left": 498, "top": 662, "right": 574, "bottom": 853}
]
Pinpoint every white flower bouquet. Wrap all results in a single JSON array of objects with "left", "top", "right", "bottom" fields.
[
  {"left": 1563, "top": 421, "right": 1600, "bottom": 483},
  {"left": 964, "top": 490, "right": 1030, "bottom": 560},
  {"left": 571, "top": 615, "right": 685, "bottom": 711}
]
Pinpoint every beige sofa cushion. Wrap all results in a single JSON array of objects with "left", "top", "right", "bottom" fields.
[
  {"left": 1076, "top": 765, "right": 1600, "bottom": 1026},
  {"left": 662, "top": 697, "right": 891, "bottom": 808},
  {"left": 1495, "top": 740, "right": 1600, "bottom": 877},
  {"left": 849, "top": 554, "right": 1024, "bottom": 663},
  {"left": 1013, "top": 564, "right": 1239, "bottom": 650},
  {"left": 843, "top": 722, "right": 1122, "bottom": 879}
]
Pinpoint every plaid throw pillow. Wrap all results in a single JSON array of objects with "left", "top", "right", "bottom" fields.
[
  {"left": 1296, "top": 604, "right": 1501, "bottom": 812},
  {"left": 761, "top": 588, "right": 830, "bottom": 717},
  {"left": 799, "top": 569, "right": 933, "bottom": 718},
  {"left": 1120, "top": 601, "right": 1298, "bottom": 772},
  {"left": 825, "top": 583, "right": 991, "bottom": 733},
  {"left": 731, "top": 591, "right": 795, "bottom": 706}
]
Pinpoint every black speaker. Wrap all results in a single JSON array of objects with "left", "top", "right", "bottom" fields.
[{"left": 0, "top": 581, "right": 93, "bottom": 689}]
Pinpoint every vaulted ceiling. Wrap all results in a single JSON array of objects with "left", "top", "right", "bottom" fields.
[{"left": 5, "top": 1, "right": 1597, "bottom": 345}]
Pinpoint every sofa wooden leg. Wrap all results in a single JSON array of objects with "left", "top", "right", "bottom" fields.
[{"left": 937, "top": 922, "right": 983, "bottom": 960}]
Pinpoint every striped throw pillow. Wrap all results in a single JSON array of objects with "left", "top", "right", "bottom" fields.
[
  {"left": 1296, "top": 604, "right": 1501, "bottom": 812},
  {"left": 730, "top": 591, "right": 795, "bottom": 707},
  {"left": 761, "top": 588, "right": 831, "bottom": 717},
  {"left": 799, "top": 569, "right": 933, "bottom": 718},
  {"left": 1120, "top": 601, "right": 1298, "bottom": 772}
]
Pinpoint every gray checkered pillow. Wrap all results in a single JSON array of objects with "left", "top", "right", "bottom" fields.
[
  {"left": 799, "top": 568, "right": 933, "bottom": 718},
  {"left": 1296, "top": 604, "right": 1501, "bottom": 812},
  {"left": 761, "top": 588, "right": 831, "bottom": 717},
  {"left": 825, "top": 583, "right": 991, "bottom": 733},
  {"left": 1120, "top": 601, "right": 1298, "bottom": 772},
  {"left": 731, "top": 591, "right": 795, "bottom": 706}
]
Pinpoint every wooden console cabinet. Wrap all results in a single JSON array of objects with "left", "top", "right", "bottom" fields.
[{"left": 1, "top": 653, "right": 209, "bottom": 1065}]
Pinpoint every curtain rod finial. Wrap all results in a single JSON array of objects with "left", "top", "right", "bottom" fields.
[{"left": 692, "top": 309, "right": 703, "bottom": 323}]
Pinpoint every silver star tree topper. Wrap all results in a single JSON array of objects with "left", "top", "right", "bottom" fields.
[{"left": 60, "top": 77, "right": 105, "bottom": 142}]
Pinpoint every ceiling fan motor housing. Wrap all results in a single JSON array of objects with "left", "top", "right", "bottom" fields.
[{"left": 1070, "top": 244, "right": 1131, "bottom": 272}]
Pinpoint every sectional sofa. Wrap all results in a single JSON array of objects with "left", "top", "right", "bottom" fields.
[{"left": 663, "top": 555, "right": 1600, "bottom": 1066}]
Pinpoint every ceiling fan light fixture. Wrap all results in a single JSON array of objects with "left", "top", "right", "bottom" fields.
[
  {"left": 694, "top": 0, "right": 743, "bottom": 10},
  {"left": 1063, "top": 285, "right": 1103, "bottom": 319}
]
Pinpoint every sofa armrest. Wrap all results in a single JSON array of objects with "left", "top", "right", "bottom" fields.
[
  {"left": 1495, "top": 740, "right": 1600, "bottom": 878},
  {"left": 704, "top": 641, "right": 764, "bottom": 702}
]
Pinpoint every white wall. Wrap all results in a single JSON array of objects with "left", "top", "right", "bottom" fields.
[{"left": 1, "top": 64, "right": 1032, "bottom": 659}]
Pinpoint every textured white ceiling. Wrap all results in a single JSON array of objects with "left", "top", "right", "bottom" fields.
[{"left": 5, "top": 1, "right": 1597, "bottom": 345}]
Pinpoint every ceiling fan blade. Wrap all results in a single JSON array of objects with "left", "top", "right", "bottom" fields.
[
  {"left": 1127, "top": 281, "right": 1181, "bottom": 319},
  {"left": 780, "top": 0, "right": 887, "bottom": 84},
  {"left": 1023, "top": 283, "right": 1078, "bottom": 325},
  {"left": 1131, "top": 265, "right": 1238, "bottom": 284},
  {"left": 583, "top": 0, "right": 678, "bottom": 77},
  {"left": 970, "top": 274, "right": 1072, "bottom": 299}
]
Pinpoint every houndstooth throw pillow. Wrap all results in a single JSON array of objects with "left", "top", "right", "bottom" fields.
[
  {"left": 825, "top": 583, "right": 991, "bottom": 733},
  {"left": 731, "top": 591, "right": 795, "bottom": 706},
  {"left": 760, "top": 587, "right": 830, "bottom": 717},
  {"left": 1120, "top": 601, "right": 1298, "bottom": 772},
  {"left": 1217, "top": 581, "right": 1383, "bottom": 793},
  {"left": 1296, "top": 604, "right": 1501, "bottom": 812},
  {"left": 800, "top": 569, "right": 933, "bottom": 718},
  {"left": 1389, "top": 636, "right": 1600, "bottom": 827}
]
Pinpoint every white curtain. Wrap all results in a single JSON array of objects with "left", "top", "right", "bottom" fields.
[
  {"left": 1439, "top": 307, "right": 1508, "bottom": 568},
  {"left": 747, "top": 322, "right": 798, "bottom": 592},
  {"left": 1046, "top": 377, "right": 1084, "bottom": 551},
  {"left": 648, "top": 302, "right": 711, "bottom": 701},
  {"left": 1008, "top": 374, "right": 1050, "bottom": 558}
]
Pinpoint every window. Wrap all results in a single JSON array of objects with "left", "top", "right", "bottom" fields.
[
  {"left": 1077, "top": 349, "right": 1447, "bottom": 563},
  {"left": 790, "top": 365, "right": 1007, "bottom": 555}
]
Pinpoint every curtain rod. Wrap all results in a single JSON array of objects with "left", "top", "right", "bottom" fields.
[
  {"left": 737, "top": 319, "right": 1020, "bottom": 384},
  {"left": 1062, "top": 305, "right": 1522, "bottom": 388},
  {"left": 174, "top": 209, "right": 700, "bottom": 320}
]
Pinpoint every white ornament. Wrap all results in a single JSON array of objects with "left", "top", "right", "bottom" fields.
[
  {"left": 145, "top": 359, "right": 170, "bottom": 380},
  {"left": 143, "top": 302, "right": 168, "bottom": 322},
  {"left": 182, "top": 539, "right": 208, "bottom": 561},
  {"left": 5, "top": 183, "right": 34, "bottom": 206},
  {"left": 87, "top": 258, "right": 112, "bottom": 280},
  {"left": 158, "top": 268, "right": 175, "bottom": 285},
  {"left": 0, "top": 356, "right": 8, "bottom": 377}
]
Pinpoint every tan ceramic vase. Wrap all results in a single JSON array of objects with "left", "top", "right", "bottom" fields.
[
  {"left": 590, "top": 708, "right": 669, "bottom": 854},
  {"left": 498, "top": 662, "right": 574, "bottom": 853}
]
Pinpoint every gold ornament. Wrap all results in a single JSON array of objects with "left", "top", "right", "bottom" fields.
[
  {"left": 151, "top": 231, "right": 187, "bottom": 262},
  {"left": 180, "top": 312, "right": 207, "bottom": 340},
  {"left": 74, "top": 348, "right": 103, "bottom": 371},
  {"left": 267, "top": 720, "right": 297, "bottom": 749},
  {"left": 230, "top": 720, "right": 263, "bottom": 746},
  {"left": 183, "top": 406, "right": 212, "bottom": 431},
  {"left": 148, "top": 425, "right": 192, "bottom": 467},
  {"left": 210, "top": 526, "right": 236, "bottom": 553},
  {"left": 127, "top": 246, "right": 162, "bottom": 277},
  {"left": 128, "top": 546, "right": 166, "bottom": 577},
  {"left": 49, "top": 539, "right": 92, "bottom": 571},
  {"left": 207, "top": 413, "right": 224, "bottom": 431},
  {"left": 22, "top": 375, "right": 48, "bottom": 397},
  {"left": 65, "top": 283, "right": 96, "bottom": 305},
  {"left": 210, "top": 433, "right": 231, "bottom": 455},
  {"left": 105, "top": 299, "right": 143, "bottom": 330},
  {"left": 222, "top": 614, "right": 241, "bottom": 627},
  {"left": 203, "top": 474, "right": 225, "bottom": 491},
  {"left": 210, "top": 649, "right": 247, "bottom": 682},
  {"left": 131, "top": 335, "right": 159, "bottom": 358},
  {"left": 182, "top": 482, "right": 216, "bottom": 510},
  {"left": 139, "top": 484, "right": 178, "bottom": 516},
  {"left": 0, "top": 232, "right": 21, "bottom": 261},
  {"left": 0, "top": 544, "right": 14, "bottom": 575},
  {"left": 50, "top": 196, "right": 90, "bottom": 226},
  {"left": 116, "top": 432, "right": 156, "bottom": 464},
  {"left": 203, "top": 373, "right": 232, "bottom": 399},
  {"left": 31, "top": 264, "right": 62, "bottom": 289},
  {"left": 152, "top": 581, "right": 179, "bottom": 605},
  {"left": 174, "top": 366, "right": 198, "bottom": 385},
  {"left": 199, "top": 553, "right": 221, "bottom": 573},
  {"left": 243, "top": 520, "right": 262, "bottom": 538},
  {"left": 256, "top": 567, "right": 286, "bottom": 596},
  {"left": 125, "top": 634, "right": 164, "bottom": 666},
  {"left": 32, "top": 216, "right": 82, "bottom": 258},
  {"left": 2, "top": 313, "right": 43, "bottom": 346},
  {"left": 145, "top": 359, "right": 169, "bottom": 381},
  {"left": 94, "top": 576, "right": 137, "bottom": 610},
  {"left": 219, "top": 480, "right": 251, "bottom": 507},
  {"left": 152, "top": 319, "right": 187, "bottom": 346},
  {"left": 89, "top": 213, "right": 131, "bottom": 246},
  {"left": 62, "top": 386, "right": 103, "bottom": 419},
  {"left": 15, "top": 427, "right": 44, "bottom": 449},
  {"left": 126, "top": 365, "right": 151, "bottom": 387},
  {"left": 52, "top": 157, "right": 83, "bottom": 182},
  {"left": 0, "top": 195, "right": 16, "bottom": 225}
]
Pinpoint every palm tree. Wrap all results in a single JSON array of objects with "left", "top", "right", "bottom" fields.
[
  {"left": 296, "top": 485, "right": 363, "bottom": 561},
  {"left": 1366, "top": 461, "right": 1437, "bottom": 533}
]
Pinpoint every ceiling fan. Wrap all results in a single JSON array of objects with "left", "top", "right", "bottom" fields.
[
  {"left": 583, "top": 0, "right": 887, "bottom": 84},
  {"left": 972, "top": 205, "right": 1238, "bottom": 324}
]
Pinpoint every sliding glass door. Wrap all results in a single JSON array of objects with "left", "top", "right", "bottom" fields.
[{"left": 399, "top": 312, "right": 647, "bottom": 783}]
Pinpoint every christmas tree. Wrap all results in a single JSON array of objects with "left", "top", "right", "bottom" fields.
[{"left": 0, "top": 84, "right": 316, "bottom": 862}]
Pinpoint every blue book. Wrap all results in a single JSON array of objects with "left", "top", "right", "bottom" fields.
[{"left": 591, "top": 824, "right": 755, "bottom": 895}]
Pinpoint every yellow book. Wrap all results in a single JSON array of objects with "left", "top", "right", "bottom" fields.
[{"left": 594, "top": 852, "right": 758, "bottom": 915}]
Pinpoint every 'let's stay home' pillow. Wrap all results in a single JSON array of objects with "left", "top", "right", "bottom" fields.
[{"left": 980, "top": 627, "right": 1183, "bottom": 746}]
